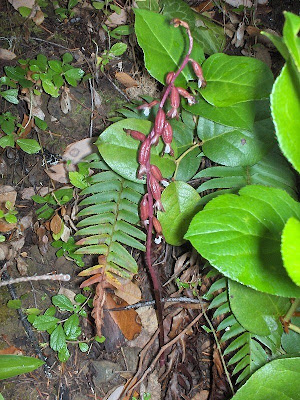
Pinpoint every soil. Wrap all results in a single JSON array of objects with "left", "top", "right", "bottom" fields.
[{"left": 0, "top": 1, "right": 298, "bottom": 400}]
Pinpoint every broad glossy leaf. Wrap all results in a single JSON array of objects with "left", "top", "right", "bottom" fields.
[
  {"left": 50, "top": 325, "right": 66, "bottom": 352},
  {"left": 200, "top": 54, "right": 274, "bottom": 107},
  {"left": 64, "top": 68, "right": 84, "bottom": 81},
  {"left": 231, "top": 358, "right": 300, "bottom": 400},
  {"left": 96, "top": 118, "right": 175, "bottom": 183},
  {"left": 64, "top": 314, "right": 81, "bottom": 339},
  {"left": 52, "top": 294, "right": 74, "bottom": 312},
  {"left": 134, "top": 9, "right": 204, "bottom": 88},
  {"left": 135, "top": 0, "right": 159, "bottom": 11},
  {"left": 185, "top": 185, "right": 300, "bottom": 297},
  {"left": 175, "top": 147, "right": 201, "bottom": 181},
  {"left": 186, "top": 97, "right": 269, "bottom": 130},
  {"left": 197, "top": 114, "right": 275, "bottom": 167},
  {"left": 41, "top": 78, "right": 59, "bottom": 97},
  {"left": 283, "top": 12, "right": 300, "bottom": 71},
  {"left": 16, "top": 139, "right": 41, "bottom": 154},
  {"left": 281, "top": 217, "right": 300, "bottom": 286},
  {"left": 33, "top": 315, "right": 59, "bottom": 330},
  {"left": 0, "top": 355, "right": 44, "bottom": 380},
  {"left": 0, "top": 89, "right": 19, "bottom": 104},
  {"left": 271, "top": 63, "right": 300, "bottom": 173},
  {"left": 158, "top": 181, "right": 200, "bottom": 245},
  {"left": 161, "top": 0, "right": 225, "bottom": 55},
  {"left": 281, "top": 317, "right": 300, "bottom": 354},
  {"left": 228, "top": 280, "right": 290, "bottom": 336}
]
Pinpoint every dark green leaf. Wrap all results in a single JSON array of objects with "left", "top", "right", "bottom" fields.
[
  {"left": 50, "top": 325, "right": 66, "bottom": 351},
  {"left": 16, "top": 139, "right": 41, "bottom": 154},
  {"left": 52, "top": 294, "right": 74, "bottom": 312},
  {"left": 33, "top": 315, "right": 59, "bottom": 330},
  {"left": 0, "top": 355, "right": 44, "bottom": 380}
]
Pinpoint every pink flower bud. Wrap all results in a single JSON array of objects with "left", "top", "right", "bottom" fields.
[
  {"left": 162, "top": 121, "right": 173, "bottom": 144},
  {"left": 153, "top": 216, "right": 162, "bottom": 235},
  {"left": 170, "top": 87, "right": 180, "bottom": 109},
  {"left": 166, "top": 107, "right": 179, "bottom": 119},
  {"left": 137, "top": 100, "right": 159, "bottom": 116},
  {"left": 126, "top": 129, "right": 146, "bottom": 142},
  {"left": 140, "top": 194, "right": 149, "bottom": 221},
  {"left": 154, "top": 108, "right": 166, "bottom": 136},
  {"left": 190, "top": 59, "right": 207, "bottom": 88},
  {"left": 138, "top": 164, "right": 147, "bottom": 179},
  {"left": 150, "top": 164, "right": 163, "bottom": 181},
  {"left": 177, "top": 87, "right": 196, "bottom": 105},
  {"left": 138, "top": 137, "right": 151, "bottom": 166},
  {"left": 151, "top": 132, "right": 160, "bottom": 146},
  {"left": 171, "top": 18, "right": 189, "bottom": 30},
  {"left": 166, "top": 72, "right": 175, "bottom": 85},
  {"left": 149, "top": 175, "right": 161, "bottom": 202}
]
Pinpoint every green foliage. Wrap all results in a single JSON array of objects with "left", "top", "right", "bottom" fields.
[
  {"left": 199, "top": 54, "right": 274, "bottom": 106},
  {"left": 194, "top": 147, "right": 297, "bottom": 202},
  {"left": 34, "top": 187, "right": 74, "bottom": 220},
  {"left": 281, "top": 217, "right": 300, "bottom": 286},
  {"left": 52, "top": 237, "right": 84, "bottom": 267},
  {"left": 92, "top": 0, "right": 122, "bottom": 15},
  {"left": 53, "top": 0, "right": 79, "bottom": 20},
  {"left": 185, "top": 185, "right": 300, "bottom": 297},
  {"left": 6, "top": 53, "right": 84, "bottom": 97},
  {"left": 30, "top": 293, "right": 96, "bottom": 361},
  {"left": 157, "top": 181, "right": 200, "bottom": 246},
  {"left": 0, "top": 200, "right": 18, "bottom": 224},
  {"left": 0, "top": 355, "right": 44, "bottom": 380},
  {"left": 75, "top": 169, "right": 146, "bottom": 285},
  {"left": 231, "top": 358, "right": 300, "bottom": 399},
  {"left": 0, "top": 112, "right": 41, "bottom": 154},
  {"left": 134, "top": 9, "right": 204, "bottom": 87},
  {"left": 96, "top": 42, "right": 128, "bottom": 72},
  {"left": 160, "top": 0, "right": 225, "bottom": 55},
  {"left": 268, "top": 13, "right": 300, "bottom": 173}
]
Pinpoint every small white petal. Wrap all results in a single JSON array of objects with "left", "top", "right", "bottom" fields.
[
  {"left": 143, "top": 108, "right": 150, "bottom": 117},
  {"left": 154, "top": 235, "right": 162, "bottom": 244},
  {"left": 161, "top": 180, "right": 169, "bottom": 187},
  {"left": 198, "top": 79, "right": 202, "bottom": 88},
  {"left": 164, "top": 144, "right": 171, "bottom": 154}
]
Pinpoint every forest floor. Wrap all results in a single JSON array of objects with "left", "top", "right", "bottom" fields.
[{"left": 0, "top": 1, "right": 299, "bottom": 400}]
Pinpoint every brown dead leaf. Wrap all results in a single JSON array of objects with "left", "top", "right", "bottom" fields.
[
  {"left": 63, "top": 138, "right": 97, "bottom": 165},
  {"left": 32, "top": 9, "right": 44, "bottom": 25},
  {"left": 114, "top": 281, "right": 141, "bottom": 305},
  {"left": 91, "top": 87, "right": 102, "bottom": 110},
  {"left": 58, "top": 287, "right": 77, "bottom": 304},
  {"left": 60, "top": 87, "right": 71, "bottom": 114},
  {"left": 50, "top": 214, "right": 62, "bottom": 234},
  {"left": 0, "top": 220, "right": 16, "bottom": 233},
  {"left": 192, "top": 390, "right": 210, "bottom": 400},
  {"left": 105, "top": 9, "right": 127, "bottom": 27},
  {"left": 0, "top": 186, "right": 17, "bottom": 210},
  {"left": 0, "top": 346, "right": 23, "bottom": 355},
  {"left": 45, "top": 163, "right": 68, "bottom": 183},
  {"left": 192, "top": 1, "right": 214, "bottom": 13},
  {"left": 115, "top": 72, "right": 138, "bottom": 88},
  {"left": 17, "top": 114, "right": 34, "bottom": 138},
  {"left": 0, "top": 48, "right": 16, "bottom": 60},
  {"left": 16, "top": 256, "right": 28, "bottom": 276},
  {"left": 105, "top": 293, "right": 142, "bottom": 341},
  {"left": 20, "top": 187, "right": 35, "bottom": 200},
  {"left": 8, "top": 0, "right": 35, "bottom": 10}
]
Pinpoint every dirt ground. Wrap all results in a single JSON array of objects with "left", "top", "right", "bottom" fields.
[{"left": 0, "top": 1, "right": 299, "bottom": 399}]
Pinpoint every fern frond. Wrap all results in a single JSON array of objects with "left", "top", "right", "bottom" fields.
[
  {"left": 75, "top": 170, "right": 145, "bottom": 285},
  {"left": 194, "top": 147, "right": 297, "bottom": 204},
  {"left": 208, "top": 277, "right": 282, "bottom": 384}
]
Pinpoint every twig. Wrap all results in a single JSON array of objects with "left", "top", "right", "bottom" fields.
[
  {"left": 283, "top": 298, "right": 300, "bottom": 323},
  {"left": 128, "top": 311, "right": 204, "bottom": 394},
  {"left": 29, "top": 36, "right": 76, "bottom": 51},
  {"left": 0, "top": 273, "right": 70, "bottom": 287},
  {"left": 104, "top": 296, "right": 206, "bottom": 311}
]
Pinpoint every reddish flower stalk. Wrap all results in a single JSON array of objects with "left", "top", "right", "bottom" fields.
[{"left": 133, "top": 19, "right": 205, "bottom": 366}]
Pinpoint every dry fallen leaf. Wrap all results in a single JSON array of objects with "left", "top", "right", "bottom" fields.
[
  {"left": 91, "top": 87, "right": 102, "bottom": 110},
  {"left": 60, "top": 87, "right": 71, "bottom": 114},
  {"left": 50, "top": 214, "right": 62, "bottom": 234},
  {"left": 115, "top": 72, "right": 138, "bottom": 89},
  {"left": 16, "top": 256, "right": 28, "bottom": 276},
  {"left": 0, "top": 346, "right": 23, "bottom": 355},
  {"left": 0, "top": 48, "right": 16, "bottom": 60},
  {"left": 8, "top": 0, "right": 35, "bottom": 10},
  {"left": 45, "top": 163, "right": 69, "bottom": 183},
  {"left": 105, "top": 9, "right": 127, "bottom": 27},
  {"left": 192, "top": 390, "right": 210, "bottom": 400},
  {"left": 114, "top": 281, "right": 141, "bottom": 305},
  {"left": 32, "top": 9, "right": 44, "bottom": 25},
  {"left": 63, "top": 138, "right": 97, "bottom": 164},
  {"left": 17, "top": 114, "right": 34, "bottom": 138},
  {"left": 58, "top": 287, "right": 77, "bottom": 304},
  {"left": 0, "top": 186, "right": 17, "bottom": 210},
  {"left": 105, "top": 293, "right": 142, "bottom": 341}
]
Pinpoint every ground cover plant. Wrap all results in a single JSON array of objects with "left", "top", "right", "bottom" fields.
[{"left": 0, "top": 0, "right": 299, "bottom": 399}]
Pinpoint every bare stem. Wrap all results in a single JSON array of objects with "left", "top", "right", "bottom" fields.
[
  {"left": 0, "top": 274, "right": 70, "bottom": 287},
  {"left": 283, "top": 298, "right": 300, "bottom": 323}
]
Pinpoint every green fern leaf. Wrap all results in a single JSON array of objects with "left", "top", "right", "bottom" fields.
[
  {"left": 195, "top": 147, "right": 296, "bottom": 204},
  {"left": 75, "top": 170, "right": 145, "bottom": 285}
]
